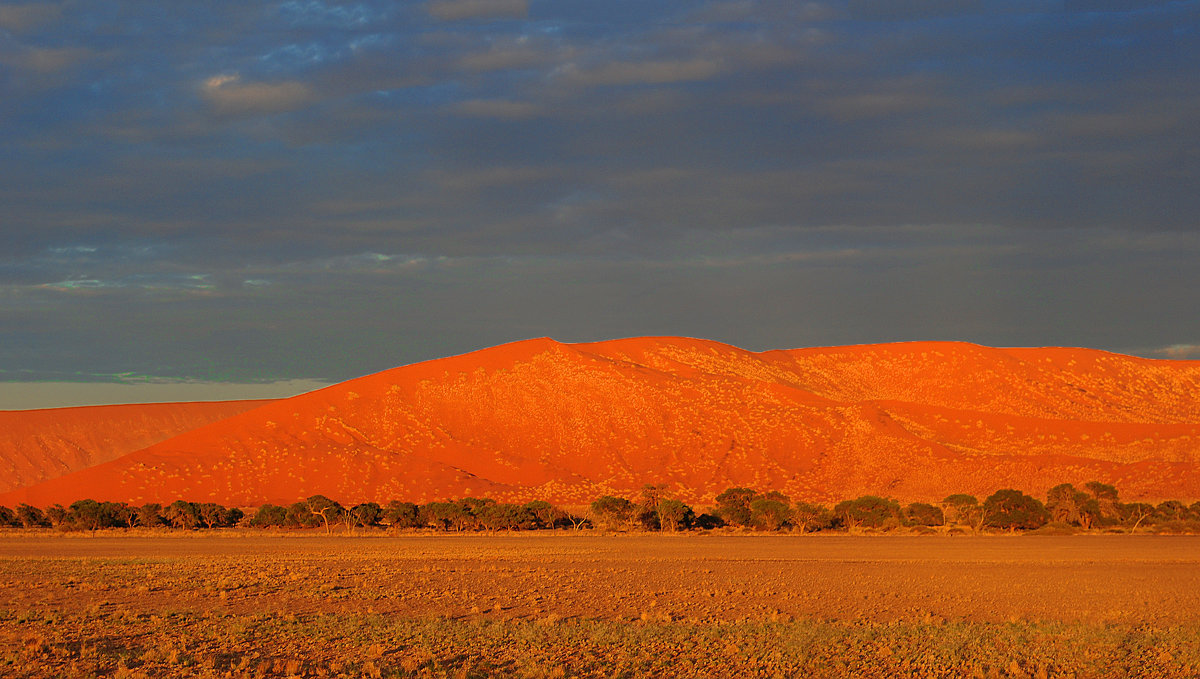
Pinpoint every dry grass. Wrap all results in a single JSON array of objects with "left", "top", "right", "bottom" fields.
[{"left": 2, "top": 534, "right": 1199, "bottom": 677}]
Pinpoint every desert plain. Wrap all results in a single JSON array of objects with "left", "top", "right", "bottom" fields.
[{"left": 3, "top": 532, "right": 1199, "bottom": 678}]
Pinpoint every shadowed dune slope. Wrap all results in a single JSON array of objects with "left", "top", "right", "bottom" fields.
[
  {"left": 0, "top": 400, "right": 276, "bottom": 494},
  {"left": 2, "top": 338, "right": 1198, "bottom": 508}
]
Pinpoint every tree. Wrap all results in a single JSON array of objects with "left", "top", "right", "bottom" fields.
[
  {"left": 0, "top": 505, "right": 17, "bottom": 527},
  {"left": 383, "top": 501, "right": 421, "bottom": 529},
  {"left": 1046, "top": 483, "right": 1100, "bottom": 527},
  {"left": 983, "top": 489, "right": 1049, "bottom": 531},
  {"left": 941, "top": 494, "right": 983, "bottom": 530},
  {"left": 346, "top": 502, "right": 383, "bottom": 529},
  {"left": 1156, "top": 500, "right": 1187, "bottom": 521},
  {"left": 136, "top": 503, "right": 164, "bottom": 528},
  {"left": 70, "top": 499, "right": 115, "bottom": 531},
  {"left": 45, "top": 504, "right": 69, "bottom": 529},
  {"left": 476, "top": 503, "right": 532, "bottom": 531},
  {"left": 305, "top": 495, "right": 344, "bottom": 533},
  {"left": 656, "top": 499, "right": 694, "bottom": 532},
  {"left": 834, "top": 496, "right": 900, "bottom": 530},
  {"left": 1084, "top": 481, "right": 1120, "bottom": 520},
  {"left": 524, "top": 500, "right": 563, "bottom": 530},
  {"left": 903, "top": 502, "right": 944, "bottom": 527},
  {"left": 16, "top": 504, "right": 49, "bottom": 528},
  {"left": 420, "top": 501, "right": 470, "bottom": 531},
  {"left": 196, "top": 503, "right": 228, "bottom": 529},
  {"left": 749, "top": 498, "right": 790, "bottom": 531},
  {"left": 590, "top": 495, "right": 635, "bottom": 531},
  {"left": 163, "top": 501, "right": 199, "bottom": 530},
  {"left": 791, "top": 502, "right": 833, "bottom": 533},
  {"left": 250, "top": 504, "right": 289, "bottom": 528},
  {"left": 1120, "top": 502, "right": 1155, "bottom": 530},
  {"left": 713, "top": 487, "right": 757, "bottom": 527}
]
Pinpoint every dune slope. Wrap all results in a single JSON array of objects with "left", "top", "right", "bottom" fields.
[
  {"left": 2, "top": 338, "right": 1197, "bottom": 507},
  {"left": 0, "top": 400, "right": 275, "bottom": 494}
]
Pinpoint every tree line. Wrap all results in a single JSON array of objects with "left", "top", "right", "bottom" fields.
[{"left": 2, "top": 481, "right": 1197, "bottom": 533}]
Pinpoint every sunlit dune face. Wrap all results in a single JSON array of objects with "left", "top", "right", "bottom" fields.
[{"left": 2, "top": 338, "right": 1198, "bottom": 508}]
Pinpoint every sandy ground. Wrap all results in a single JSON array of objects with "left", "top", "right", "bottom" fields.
[{"left": 2, "top": 532, "right": 1198, "bottom": 625}]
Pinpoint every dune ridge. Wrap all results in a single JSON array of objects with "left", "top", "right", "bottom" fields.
[
  {"left": 0, "top": 400, "right": 276, "bottom": 494},
  {"left": 2, "top": 337, "right": 1198, "bottom": 507}
]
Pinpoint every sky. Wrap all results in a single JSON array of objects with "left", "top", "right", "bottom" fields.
[{"left": 1, "top": 0, "right": 1199, "bottom": 408}]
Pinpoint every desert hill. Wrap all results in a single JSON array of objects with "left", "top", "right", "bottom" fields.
[
  {"left": 0, "top": 400, "right": 275, "bottom": 494},
  {"left": 2, "top": 337, "right": 1198, "bottom": 508}
]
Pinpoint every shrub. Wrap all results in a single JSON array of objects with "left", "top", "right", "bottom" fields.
[
  {"left": 250, "top": 504, "right": 289, "bottom": 527},
  {"left": 834, "top": 496, "right": 901, "bottom": 529},
  {"left": 749, "top": 498, "right": 790, "bottom": 531},
  {"left": 15, "top": 504, "right": 49, "bottom": 528},
  {"left": 983, "top": 489, "right": 1049, "bottom": 531},
  {"left": 655, "top": 499, "right": 694, "bottom": 531},
  {"left": 383, "top": 501, "right": 421, "bottom": 529},
  {"left": 791, "top": 502, "right": 833, "bottom": 533},
  {"left": 713, "top": 487, "right": 757, "bottom": 527},
  {"left": 903, "top": 502, "right": 944, "bottom": 527},
  {"left": 590, "top": 495, "right": 635, "bottom": 530}
]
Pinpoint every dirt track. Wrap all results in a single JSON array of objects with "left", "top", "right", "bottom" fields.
[{"left": 3, "top": 533, "right": 1198, "bottom": 625}]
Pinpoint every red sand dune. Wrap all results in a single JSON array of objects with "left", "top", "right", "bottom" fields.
[
  {"left": 0, "top": 400, "right": 274, "bottom": 494},
  {"left": 2, "top": 337, "right": 1198, "bottom": 508}
]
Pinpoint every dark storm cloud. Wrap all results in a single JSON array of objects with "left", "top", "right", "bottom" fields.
[{"left": 2, "top": 0, "right": 1198, "bottom": 391}]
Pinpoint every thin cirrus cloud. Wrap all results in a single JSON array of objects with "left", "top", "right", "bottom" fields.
[
  {"left": 199, "top": 74, "right": 315, "bottom": 116},
  {"left": 427, "top": 0, "right": 528, "bottom": 21}
]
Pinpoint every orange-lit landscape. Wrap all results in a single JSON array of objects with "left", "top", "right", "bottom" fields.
[{"left": 3, "top": 337, "right": 1199, "bottom": 508}]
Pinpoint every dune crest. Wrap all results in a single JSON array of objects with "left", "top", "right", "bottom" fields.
[{"left": 2, "top": 337, "right": 1198, "bottom": 507}]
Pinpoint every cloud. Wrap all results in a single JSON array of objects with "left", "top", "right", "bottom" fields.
[
  {"left": 4, "top": 46, "right": 91, "bottom": 74},
  {"left": 559, "top": 59, "right": 724, "bottom": 87},
  {"left": 452, "top": 98, "right": 541, "bottom": 119},
  {"left": 1154, "top": 344, "right": 1200, "bottom": 360},
  {"left": 0, "top": 3, "right": 60, "bottom": 32},
  {"left": 200, "top": 74, "right": 315, "bottom": 116},
  {"left": 427, "top": 0, "right": 528, "bottom": 21}
]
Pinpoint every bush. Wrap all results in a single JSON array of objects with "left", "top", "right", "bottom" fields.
[
  {"left": 903, "top": 502, "right": 944, "bottom": 527},
  {"left": 983, "top": 489, "right": 1049, "bottom": 530},
  {"left": 713, "top": 487, "right": 757, "bottom": 527},
  {"left": 791, "top": 502, "right": 833, "bottom": 533},
  {"left": 383, "top": 501, "right": 421, "bottom": 529},
  {"left": 749, "top": 498, "right": 790, "bottom": 531},
  {"left": 834, "top": 496, "right": 901, "bottom": 529},
  {"left": 590, "top": 495, "right": 635, "bottom": 530},
  {"left": 250, "top": 504, "right": 289, "bottom": 527}
]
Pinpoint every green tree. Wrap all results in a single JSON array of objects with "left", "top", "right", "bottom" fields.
[
  {"left": 1119, "top": 502, "right": 1155, "bottom": 530},
  {"left": 791, "top": 502, "right": 833, "bottom": 533},
  {"left": 983, "top": 489, "right": 1049, "bottom": 531},
  {"left": 714, "top": 487, "right": 758, "bottom": 527},
  {"left": 749, "top": 498, "right": 791, "bottom": 531},
  {"left": 903, "top": 502, "right": 944, "bottom": 527},
  {"left": 70, "top": 499, "right": 115, "bottom": 530},
  {"left": 590, "top": 495, "right": 635, "bottom": 530},
  {"left": 523, "top": 500, "right": 563, "bottom": 529},
  {"left": 421, "top": 501, "right": 471, "bottom": 531},
  {"left": 346, "top": 502, "right": 383, "bottom": 529},
  {"left": 250, "top": 504, "right": 289, "bottom": 527},
  {"left": 475, "top": 503, "right": 532, "bottom": 531},
  {"left": 45, "top": 504, "right": 69, "bottom": 529},
  {"left": 16, "top": 504, "right": 49, "bottom": 528},
  {"left": 655, "top": 499, "right": 694, "bottom": 532},
  {"left": 1083, "top": 481, "right": 1120, "bottom": 520},
  {"left": 0, "top": 505, "right": 17, "bottom": 527},
  {"left": 941, "top": 494, "right": 982, "bottom": 529},
  {"left": 834, "top": 496, "right": 900, "bottom": 530},
  {"left": 163, "top": 500, "right": 199, "bottom": 529},
  {"left": 383, "top": 501, "right": 421, "bottom": 529},
  {"left": 304, "top": 495, "right": 344, "bottom": 533},
  {"left": 136, "top": 503, "right": 163, "bottom": 528}
]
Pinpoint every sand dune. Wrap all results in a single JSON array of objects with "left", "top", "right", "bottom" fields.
[
  {"left": 2, "top": 337, "right": 1197, "bottom": 507},
  {"left": 0, "top": 400, "right": 275, "bottom": 494}
]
